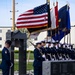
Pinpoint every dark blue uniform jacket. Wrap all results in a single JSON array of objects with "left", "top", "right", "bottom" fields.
[
  {"left": 0, "top": 47, "right": 11, "bottom": 70},
  {"left": 33, "top": 48, "right": 45, "bottom": 67}
]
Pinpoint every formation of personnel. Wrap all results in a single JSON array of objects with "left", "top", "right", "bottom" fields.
[{"left": 33, "top": 41, "right": 75, "bottom": 75}]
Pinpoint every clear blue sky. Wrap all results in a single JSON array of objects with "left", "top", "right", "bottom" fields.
[{"left": 0, "top": 0, "right": 75, "bottom": 26}]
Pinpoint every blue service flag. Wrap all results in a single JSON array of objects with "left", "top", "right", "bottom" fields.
[
  {"left": 52, "top": 30, "right": 70, "bottom": 41},
  {"left": 59, "top": 5, "right": 71, "bottom": 30},
  {"left": 52, "top": 5, "right": 71, "bottom": 41}
]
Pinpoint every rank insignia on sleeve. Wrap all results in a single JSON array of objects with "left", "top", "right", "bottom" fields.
[{"left": 5, "top": 51, "right": 7, "bottom": 54}]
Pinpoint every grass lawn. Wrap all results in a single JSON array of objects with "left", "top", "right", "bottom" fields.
[
  {"left": 14, "top": 52, "right": 34, "bottom": 60},
  {"left": 0, "top": 52, "right": 34, "bottom": 60},
  {"left": 14, "top": 61, "right": 19, "bottom": 71},
  {"left": 27, "top": 52, "right": 34, "bottom": 60},
  {"left": 0, "top": 53, "right": 2, "bottom": 59},
  {"left": 0, "top": 52, "right": 34, "bottom": 71},
  {"left": 14, "top": 61, "right": 33, "bottom": 71},
  {"left": 14, "top": 52, "right": 34, "bottom": 71},
  {"left": 0, "top": 53, "right": 34, "bottom": 71},
  {"left": 27, "top": 62, "right": 33, "bottom": 70}
]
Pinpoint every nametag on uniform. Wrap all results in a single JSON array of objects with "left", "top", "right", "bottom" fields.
[{"left": 5, "top": 51, "right": 7, "bottom": 54}]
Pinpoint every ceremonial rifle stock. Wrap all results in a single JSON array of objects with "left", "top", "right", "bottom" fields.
[{"left": 29, "top": 41, "right": 36, "bottom": 48}]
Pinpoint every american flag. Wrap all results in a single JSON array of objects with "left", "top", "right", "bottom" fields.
[{"left": 16, "top": 4, "right": 48, "bottom": 28}]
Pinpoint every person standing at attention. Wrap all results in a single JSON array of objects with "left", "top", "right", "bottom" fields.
[
  {"left": 0, "top": 40, "right": 12, "bottom": 75},
  {"left": 33, "top": 42, "right": 45, "bottom": 75}
]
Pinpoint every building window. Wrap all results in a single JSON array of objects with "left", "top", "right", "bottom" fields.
[
  {"left": 0, "top": 37, "right": 2, "bottom": 40},
  {"left": 0, "top": 30, "right": 2, "bottom": 33},
  {"left": 0, "top": 45, "right": 2, "bottom": 48}
]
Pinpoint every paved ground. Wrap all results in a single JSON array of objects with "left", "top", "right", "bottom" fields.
[
  {"left": 0, "top": 59, "right": 34, "bottom": 75},
  {"left": 0, "top": 70, "right": 34, "bottom": 75},
  {"left": 14, "top": 70, "right": 34, "bottom": 75}
]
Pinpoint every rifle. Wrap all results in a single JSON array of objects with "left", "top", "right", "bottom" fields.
[{"left": 29, "top": 41, "right": 36, "bottom": 48}]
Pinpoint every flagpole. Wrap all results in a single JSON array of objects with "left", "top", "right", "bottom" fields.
[
  {"left": 67, "top": 33, "right": 69, "bottom": 44},
  {"left": 66, "top": 1, "right": 71, "bottom": 45},
  {"left": 47, "top": 0, "right": 50, "bottom": 3},
  {"left": 58, "top": 28, "right": 59, "bottom": 42},
  {"left": 64, "top": 31, "right": 66, "bottom": 44},
  {"left": 69, "top": 30, "right": 71, "bottom": 44},
  {"left": 66, "top": 2, "right": 71, "bottom": 45},
  {"left": 56, "top": 1, "right": 59, "bottom": 42},
  {"left": 46, "top": 0, "right": 52, "bottom": 42},
  {"left": 53, "top": 2, "right": 57, "bottom": 42},
  {"left": 12, "top": 0, "right": 15, "bottom": 31}
]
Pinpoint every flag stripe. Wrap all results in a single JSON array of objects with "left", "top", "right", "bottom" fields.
[
  {"left": 17, "top": 13, "right": 48, "bottom": 20},
  {"left": 19, "top": 10, "right": 33, "bottom": 16},
  {"left": 19, "top": 12, "right": 33, "bottom": 16},
  {"left": 17, "top": 13, "right": 48, "bottom": 25},
  {"left": 17, "top": 24, "right": 47, "bottom": 28},
  {"left": 17, "top": 19, "right": 48, "bottom": 24},
  {"left": 17, "top": 17, "right": 48, "bottom": 22},
  {"left": 17, "top": 21, "right": 48, "bottom": 26},
  {"left": 17, "top": 16, "right": 48, "bottom": 22}
]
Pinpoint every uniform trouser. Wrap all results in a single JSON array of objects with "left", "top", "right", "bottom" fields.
[
  {"left": 2, "top": 68, "right": 10, "bottom": 75},
  {"left": 0, "top": 64, "right": 10, "bottom": 75},
  {"left": 34, "top": 66, "right": 42, "bottom": 75}
]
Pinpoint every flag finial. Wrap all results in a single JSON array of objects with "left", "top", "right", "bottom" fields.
[{"left": 66, "top": 1, "right": 70, "bottom": 7}]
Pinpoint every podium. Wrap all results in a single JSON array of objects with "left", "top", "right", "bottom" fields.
[{"left": 43, "top": 60, "right": 75, "bottom": 75}]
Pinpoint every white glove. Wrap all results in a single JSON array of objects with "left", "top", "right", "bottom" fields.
[
  {"left": 46, "top": 59, "right": 48, "bottom": 61},
  {"left": 10, "top": 63, "right": 13, "bottom": 68},
  {"left": 42, "top": 54, "right": 45, "bottom": 58}
]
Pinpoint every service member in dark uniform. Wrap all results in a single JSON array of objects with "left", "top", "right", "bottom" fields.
[
  {"left": 45, "top": 42, "right": 52, "bottom": 60},
  {"left": 40, "top": 41, "right": 49, "bottom": 60},
  {"left": 33, "top": 42, "right": 45, "bottom": 75},
  {"left": 40, "top": 41, "right": 46, "bottom": 54},
  {"left": 0, "top": 40, "right": 12, "bottom": 75}
]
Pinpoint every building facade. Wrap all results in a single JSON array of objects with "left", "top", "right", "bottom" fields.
[
  {"left": 0, "top": 27, "right": 11, "bottom": 50},
  {"left": 0, "top": 26, "right": 75, "bottom": 50}
]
